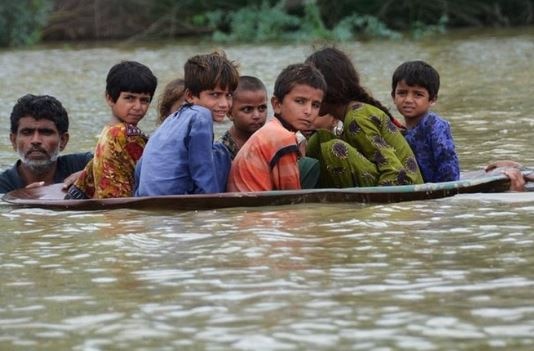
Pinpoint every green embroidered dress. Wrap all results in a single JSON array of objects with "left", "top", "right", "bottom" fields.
[{"left": 307, "top": 102, "right": 423, "bottom": 188}]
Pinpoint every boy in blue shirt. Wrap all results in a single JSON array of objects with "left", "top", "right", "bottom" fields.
[
  {"left": 391, "top": 60, "right": 460, "bottom": 183},
  {"left": 135, "top": 51, "right": 239, "bottom": 196}
]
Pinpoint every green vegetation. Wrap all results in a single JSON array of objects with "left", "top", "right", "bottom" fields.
[
  {"left": 0, "top": 0, "right": 52, "bottom": 46},
  {"left": 1, "top": 0, "right": 533, "bottom": 47}
]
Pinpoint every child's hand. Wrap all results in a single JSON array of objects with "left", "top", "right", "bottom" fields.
[{"left": 62, "top": 170, "right": 83, "bottom": 190}]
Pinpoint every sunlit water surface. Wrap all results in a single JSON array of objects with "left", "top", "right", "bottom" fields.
[{"left": 1, "top": 28, "right": 534, "bottom": 350}]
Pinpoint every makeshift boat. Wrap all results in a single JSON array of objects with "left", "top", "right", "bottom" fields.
[{"left": 1, "top": 174, "right": 512, "bottom": 211}]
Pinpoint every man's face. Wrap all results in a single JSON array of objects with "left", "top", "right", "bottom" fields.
[{"left": 10, "top": 116, "right": 68, "bottom": 172}]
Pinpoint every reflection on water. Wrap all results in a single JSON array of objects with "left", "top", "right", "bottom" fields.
[{"left": 1, "top": 28, "right": 534, "bottom": 350}]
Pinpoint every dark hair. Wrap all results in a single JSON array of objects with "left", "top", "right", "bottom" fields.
[
  {"left": 10, "top": 94, "right": 69, "bottom": 134},
  {"left": 106, "top": 60, "right": 158, "bottom": 102},
  {"left": 305, "top": 47, "right": 393, "bottom": 119},
  {"left": 184, "top": 51, "right": 239, "bottom": 97},
  {"left": 234, "top": 75, "right": 267, "bottom": 96},
  {"left": 391, "top": 60, "right": 440, "bottom": 100},
  {"left": 273, "top": 63, "right": 326, "bottom": 102},
  {"left": 157, "top": 78, "right": 185, "bottom": 124}
]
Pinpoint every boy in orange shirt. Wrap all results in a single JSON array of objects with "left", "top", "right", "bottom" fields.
[{"left": 227, "top": 63, "right": 326, "bottom": 192}]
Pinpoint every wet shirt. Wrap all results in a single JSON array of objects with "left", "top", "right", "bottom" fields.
[
  {"left": 0, "top": 153, "right": 93, "bottom": 194},
  {"left": 135, "top": 104, "right": 231, "bottom": 196},
  {"left": 404, "top": 112, "right": 460, "bottom": 183},
  {"left": 227, "top": 119, "right": 300, "bottom": 192}
]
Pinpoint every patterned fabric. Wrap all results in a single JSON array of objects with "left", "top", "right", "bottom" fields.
[
  {"left": 227, "top": 119, "right": 300, "bottom": 192},
  {"left": 136, "top": 104, "right": 231, "bottom": 196},
  {"left": 66, "top": 122, "right": 147, "bottom": 199},
  {"left": 307, "top": 129, "right": 379, "bottom": 188},
  {"left": 307, "top": 102, "right": 423, "bottom": 187},
  {"left": 403, "top": 112, "right": 460, "bottom": 182},
  {"left": 218, "top": 130, "right": 239, "bottom": 160}
]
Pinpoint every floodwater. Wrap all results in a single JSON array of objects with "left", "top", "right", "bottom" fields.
[{"left": 1, "top": 28, "right": 534, "bottom": 350}]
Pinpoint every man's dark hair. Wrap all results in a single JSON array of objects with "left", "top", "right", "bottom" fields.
[
  {"left": 106, "top": 60, "right": 158, "bottom": 102},
  {"left": 392, "top": 60, "right": 440, "bottom": 100},
  {"left": 10, "top": 94, "right": 69, "bottom": 134}
]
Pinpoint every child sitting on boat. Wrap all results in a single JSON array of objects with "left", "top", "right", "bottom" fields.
[
  {"left": 156, "top": 78, "right": 185, "bottom": 125},
  {"left": 135, "top": 51, "right": 239, "bottom": 196},
  {"left": 304, "top": 47, "right": 423, "bottom": 188},
  {"left": 391, "top": 60, "right": 460, "bottom": 183},
  {"left": 218, "top": 75, "right": 268, "bottom": 160},
  {"left": 227, "top": 63, "right": 326, "bottom": 192},
  {"left": 65, "top": 60, "right": 157, "bottom": 199}
]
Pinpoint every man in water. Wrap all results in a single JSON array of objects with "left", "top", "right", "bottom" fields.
[{"left": 0, "top": 94, "right": 92, "bottom": 193}]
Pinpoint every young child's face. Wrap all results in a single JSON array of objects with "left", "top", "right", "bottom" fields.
[
  {"left": 228, "top": 89, "right": 267, "bottom": 134},
  {"left": 187, "top": 85, "right": 232, "bottom": 123},
  {"left": 392, "top": 80, "right": 435, "bottom": 120},
  {"left": 107, "top": 91, "right": 151, "bottom": 125},
  {"left": 272, "top": 84, "right": 323, "bottom": 131}
]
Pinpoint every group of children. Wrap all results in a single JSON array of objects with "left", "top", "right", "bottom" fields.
[{"left": 64, "top": 47, "right": 460, "bottom": 200}]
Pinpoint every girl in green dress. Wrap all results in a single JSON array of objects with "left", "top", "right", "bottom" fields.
[{"left": 305, "top": 47, "right": 423, "bottom": 188}]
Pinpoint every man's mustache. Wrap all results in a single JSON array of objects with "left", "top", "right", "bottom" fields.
[{"left": 25, "top": 147, "right": 49, "bottom": 157}]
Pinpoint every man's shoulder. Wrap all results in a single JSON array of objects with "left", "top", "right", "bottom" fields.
[
  {"left": 54, "top": 152, "right": 93, "bottom": 183},
  {"left": 56, "top": 152, "right": 93, "bottom": 172},
  {"left": 0, "top": 162, "right": 22, "bottom": 194},
  {"left": 58, "top": 152, "right": 93, "bottom": 163}
]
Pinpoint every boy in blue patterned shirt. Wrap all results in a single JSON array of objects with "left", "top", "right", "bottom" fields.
[{"left": 391, "top": 60, "right": 460, "bottom": 183}]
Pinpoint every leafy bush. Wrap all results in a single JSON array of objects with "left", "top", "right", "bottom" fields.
[
  {"left": 209, "top": 1, "right": 301, "bottom": 42},
  {"left": 333, "top": 14, "right": 401, "bottom": 41},
  {"left": 208, "top": 0, "right": 401, "bottom": 43},
  {"left": 0, "top": 0, "right": 52, "bottom": 47}
]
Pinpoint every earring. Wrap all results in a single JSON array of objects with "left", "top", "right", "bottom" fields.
[{"left": 333, "top": 120, "right": 343, "bottom": 136}]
